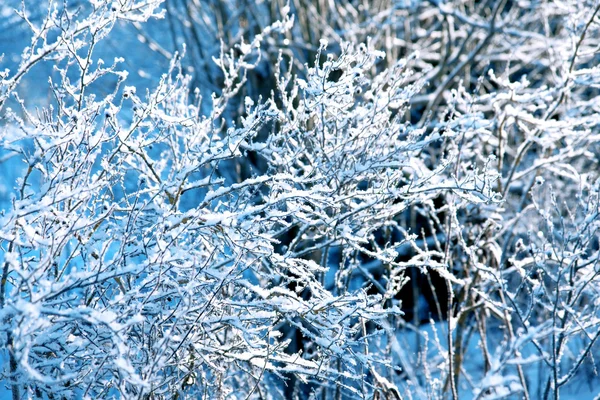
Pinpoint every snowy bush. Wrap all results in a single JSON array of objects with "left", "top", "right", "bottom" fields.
[{"left": 1, "top": 1, "right": 600, "bottom": 399}]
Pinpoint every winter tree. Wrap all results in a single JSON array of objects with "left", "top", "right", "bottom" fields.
[{"left": 1, "top": 0, "right": 600, "bottom": 399}]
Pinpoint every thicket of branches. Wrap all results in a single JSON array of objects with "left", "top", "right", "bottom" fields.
[{"left": 1, "top": 0, "right": 600, "bottom": 399}]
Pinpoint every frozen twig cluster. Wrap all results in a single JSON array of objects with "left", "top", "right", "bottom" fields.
[{"left": 1, "top": 0, "right": 600, "bottom": 399}]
